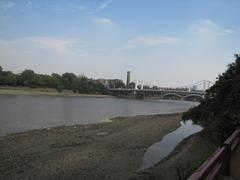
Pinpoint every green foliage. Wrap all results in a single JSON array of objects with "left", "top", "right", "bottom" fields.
[
  {"left": 0, "top": 66, "right": 107, "bottom": 94},
  {"left": 18, "top": 70, "right": 35, "bottom": 86},
  {"left": 62, "top": 72, "right": 77, "bottom": 90},
  {"left": 183, "top": 54, "right": 240, "bottom": 142},
  {"left": 0, "top": 71, "right": 17, "bottom": 86}
]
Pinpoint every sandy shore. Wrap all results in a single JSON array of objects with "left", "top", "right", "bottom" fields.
[
  {"left": 0, "top": 86, "right": 111, "bottom": 98},
  {"left": 0, "top": 113, "right": 182, "bottom": 180}
]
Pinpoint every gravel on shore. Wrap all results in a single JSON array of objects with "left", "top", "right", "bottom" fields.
[{"left": 0, "top": 113, "right": 182, "bottom": 180}]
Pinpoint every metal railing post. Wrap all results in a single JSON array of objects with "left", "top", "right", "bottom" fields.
[{"left": 222, "top": 144, "right": 231, "bottom": 176}]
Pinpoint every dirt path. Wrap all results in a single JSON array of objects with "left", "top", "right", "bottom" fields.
[{"left": 0, "top": 113, "right": 181, "bottom": 180}]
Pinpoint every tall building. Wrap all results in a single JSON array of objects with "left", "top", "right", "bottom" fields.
[{"left": 126, "top": 71, "right": 131, "bottom": 87}]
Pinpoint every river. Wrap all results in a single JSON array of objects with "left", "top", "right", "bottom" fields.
[
  {"left": 0, "top": 95, "right": 198, "bottom": 136},
  {"left": 139, "top": 120, "right": 203, "bottom": 170}
]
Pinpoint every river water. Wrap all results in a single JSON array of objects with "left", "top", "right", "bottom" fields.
[
  {"left": 0, "top": 95, "right": 198, "bottom": 136},
  {"left": 139, "top": 120, "right": 203, "bottom": 170}
]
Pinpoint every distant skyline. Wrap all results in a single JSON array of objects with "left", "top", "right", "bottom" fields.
[{"left": 0, "top": 0, "right": 239, "bottom": 87}]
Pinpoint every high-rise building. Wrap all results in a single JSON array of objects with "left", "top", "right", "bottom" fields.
[{"left": 126, "top": 71, "right": 131, "bottom": 87}]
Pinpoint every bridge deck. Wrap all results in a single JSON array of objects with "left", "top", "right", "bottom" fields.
[{"left": 108, "top": 88, "right": 205, "bottom": 94}]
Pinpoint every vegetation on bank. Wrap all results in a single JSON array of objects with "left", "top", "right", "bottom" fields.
[
  {"left": 0, "top": 66, "right": 107, "bottom": 94},
  {"left": 183, "top": 53, "right": 240, "bottom": 143}
]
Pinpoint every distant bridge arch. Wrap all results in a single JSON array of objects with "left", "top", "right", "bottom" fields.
[{"left": 162, "top": 93, "right": 183, "bottom": 100}]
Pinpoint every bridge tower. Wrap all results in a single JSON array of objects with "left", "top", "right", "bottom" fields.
[{"left": 126, "top": 71, "right": 131, "bottom": 88}]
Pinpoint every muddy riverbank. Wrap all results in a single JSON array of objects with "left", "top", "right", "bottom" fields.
[
  {"left": 0, "top": 113, "right": 182, "bottom": 180},
  {"left": 130, "top": 129, "right": 217, "bottom": 180},
  {"left": 0, "top": 86, "right": 111, "bottom": 98}
]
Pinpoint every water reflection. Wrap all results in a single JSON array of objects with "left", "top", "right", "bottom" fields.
[{"left": 139, "top": 120, "right": 203, "bottom": 170}]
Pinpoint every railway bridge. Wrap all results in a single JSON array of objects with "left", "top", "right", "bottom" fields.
[
  {"left": 108, "top": 80, "right": 214, "bottom": 101},
  {"left": 108, "top": 88, "right": 206, "bottom": 101}
]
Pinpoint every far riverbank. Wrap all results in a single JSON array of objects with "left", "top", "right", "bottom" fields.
[{"left": 0, "top": 86, "right": 111, "bottom": 98}]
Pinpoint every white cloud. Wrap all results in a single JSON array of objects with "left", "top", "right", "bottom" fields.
[
  {"left": 0, "top": 1, "right": 15, "bottom": 9},
  {"left": 186, "top": 19, "right": 236, "bottom": 54},
  {"left": 191, "top": 19, "right": 233, "bottom": 38},
  {"left": 0, "top": 37, "right": 77, "bottom": 56},
  {"left": 49, "top": 5, "right": 87, "bottom": 13},
  {"left": 98, "top": 1, "right": 110, "bottom": 10},
  {"left": 128, "top": 35, "right": 181, "bottom": 48},
  {"left": 89, "top": 0, "right": 111, "bottom": 14},
  {"left": 94, "top": 17, "right": 113, "bottom": 25},
  {"left": 26, "top": 37, "right": 76, "bottom": 55}
]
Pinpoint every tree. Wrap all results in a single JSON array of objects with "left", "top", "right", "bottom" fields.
[
  {"left": 0, "top": 66, "right": 3, "bottom": 84},
  {"left": 51, "top": 73, "right": 64, "bottom": 92},
  {"left": 0, "top": 65, "right": 107, "bottom": 94},
  {"left": 18, "top": 70, "right": 36, "bottom": 87},
  {"left": 183, "top": 53, "right": 240, "bottom": 142},
  {"left": 1, "top": 71, "right": 17, "bottom": 86},
  {"left": 62, "top": 72, "right": 77, "bottom": 90}
]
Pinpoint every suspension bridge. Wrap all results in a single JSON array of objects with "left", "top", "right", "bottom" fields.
[{"left": 108, "top": 80, "right": 214, "bottom": 101}]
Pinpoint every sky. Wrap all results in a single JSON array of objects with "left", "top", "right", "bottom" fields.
[{"left": 0, "top": 0, "right": 239, "bottom": 87}]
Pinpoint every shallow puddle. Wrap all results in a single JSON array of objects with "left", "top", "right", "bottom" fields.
[{"left": 139, "top": 120, "right": 203, "bottom": 170}]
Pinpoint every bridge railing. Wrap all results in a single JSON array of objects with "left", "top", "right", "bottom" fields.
[
  {"left": 108, "top": 88, "right": 205, "bottom": 94},
  {"left": 189, "top": 128, "right": 240, "bottom": 180}
]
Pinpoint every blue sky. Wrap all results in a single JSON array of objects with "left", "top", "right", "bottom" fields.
[{"left": 0, "top": 0, "right": 239, "bottom": 87}]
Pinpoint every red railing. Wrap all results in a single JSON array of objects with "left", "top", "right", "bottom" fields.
[{"left": 189, "top": 128, "right": 240, "bottom": 180}]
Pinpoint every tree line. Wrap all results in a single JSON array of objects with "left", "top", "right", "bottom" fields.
[{"left": 0, "top": 66, "right": 107, "bottom": 94}]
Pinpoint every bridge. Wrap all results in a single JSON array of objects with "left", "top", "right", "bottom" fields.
[{"left": 108, "top": 80, "right": 213, "bottom": 101}]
